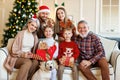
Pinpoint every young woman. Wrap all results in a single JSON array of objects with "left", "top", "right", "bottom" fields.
[
  {"left": 4, "top": 18, "right": 39, "bottom": 80},
  {"left": 55, "top": 7, "right": 76, "bottom": 41}
]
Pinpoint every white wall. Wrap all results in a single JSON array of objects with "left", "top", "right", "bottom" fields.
[
  {"left": 39, "top": 0, "right": 97, "bottom": 31},
  {"left": 0, "top": 0, "right": 14, "bottom": 47}
]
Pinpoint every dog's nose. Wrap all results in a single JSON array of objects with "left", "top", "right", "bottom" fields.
[{"left": 50, "top": 66, "right": 52, "bottom": 69}]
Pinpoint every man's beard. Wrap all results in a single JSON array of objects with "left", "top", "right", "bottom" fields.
[
  {"left": 40, "top": 17, "right": 47, "bottom": 22},
  {"left": 79, "top": 31, "right": 89, "bottom": 38}
]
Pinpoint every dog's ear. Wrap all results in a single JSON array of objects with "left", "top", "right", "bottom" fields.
[{"left": 53, "top": 60, "right": 58, "bottom": 69}]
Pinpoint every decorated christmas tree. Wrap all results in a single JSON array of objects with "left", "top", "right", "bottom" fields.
[{"left": 2, "top": 0, "right": 38, "bottom": 47}]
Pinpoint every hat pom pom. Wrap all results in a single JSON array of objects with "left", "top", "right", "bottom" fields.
[
  {"left": 32, "top": 14, "right": 40, "bottom": 27},
  {"left": 32, "top": 14, "right": 37, "bottom": 19}
]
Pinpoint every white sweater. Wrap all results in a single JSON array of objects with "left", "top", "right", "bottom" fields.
[
  {"left": 22, "top": 30, "right": 34, "bottom": 52},
  {"left": 43, "top": 37, "right": 58, "bottom": 59}
]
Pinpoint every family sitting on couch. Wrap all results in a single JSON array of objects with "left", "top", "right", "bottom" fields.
[{"left": 3, "top": 5, "right": 110, "bottom": 80}]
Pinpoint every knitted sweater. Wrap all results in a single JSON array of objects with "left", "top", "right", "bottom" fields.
[{"left": 58, "top": 41, "right": 80, "bottom": 60}]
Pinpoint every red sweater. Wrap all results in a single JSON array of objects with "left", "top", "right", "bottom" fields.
[
  {"left": 58, "top": 41, "right": 80, "bottom": 60},
  {"left": 36, "top": 45, "right": 56, "bottom": 61}
]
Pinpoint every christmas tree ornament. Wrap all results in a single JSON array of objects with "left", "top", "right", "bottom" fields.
[
  {"left": 29, "top": 15, "right": 31, "bottom": 18},
  {"left": 28, "top": 2, "right": 31, "bottom": 5},
  {"left": 22, "top": 5, "right": 24, "bottom": 8},
  {"left": 22, "top": 14, "right": 26, "bottom": 17},
  {"left": 13, "top": 9, "right": 17, "bottom": 12},
  {"left": 19, "top": 28, "right": 21, "bottom": 30},
  {"left": 18, "top": 10, "right": 21, "bottom": 14},
  {"left": 16, "top": 26, "right": 18, "bottom": 29}
]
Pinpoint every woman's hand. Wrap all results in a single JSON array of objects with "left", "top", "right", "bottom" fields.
[
  {"left": 20, "top": 52, "right": 32, "bottom": 58},
  {"left": 11, "top": 53, "right": 20, "bottom": 58}
]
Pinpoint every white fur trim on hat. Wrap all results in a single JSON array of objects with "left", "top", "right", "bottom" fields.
[
  {"left": 38, "top": 9, "right": 50, "bottom": 13},
  {"left": 38, "top": 5, "right": 50, "bottom": 13}
]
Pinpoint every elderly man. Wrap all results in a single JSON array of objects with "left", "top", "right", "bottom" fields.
[{"left": 74, "top": 20, "right": 110, "bottom": 80}]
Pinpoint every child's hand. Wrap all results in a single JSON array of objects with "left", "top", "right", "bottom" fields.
[
  {"left": 69, "top": 57, "right": 74, "bottom": 67},
  {"left": 59, "top": 58, "right": 63, "bottom": 65},
  {"left": 69, "top": 57, "right": 74, "bottom": 63},
  {"left": 59, "top": 56, "right": 66, "bottom": 65}
]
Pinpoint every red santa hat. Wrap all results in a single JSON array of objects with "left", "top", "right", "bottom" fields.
[{"left": 38, "top": 5, "right": 50, "bottom": 13}]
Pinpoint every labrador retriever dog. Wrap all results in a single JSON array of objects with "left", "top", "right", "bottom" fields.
[{"left": 32, "top": 60, "right": 57, "bottom": 80}]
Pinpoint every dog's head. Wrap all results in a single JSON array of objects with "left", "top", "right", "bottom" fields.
[
  {"left": 45, "top": 60, "right": 54, "bottom": 71},
  {"left": 39, "top": 60, "right": 58, "bottom": 71}
]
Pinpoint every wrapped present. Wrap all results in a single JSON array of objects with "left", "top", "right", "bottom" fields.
[
  {"left": 59, "top": 56, "right": 74, "bottom": 67},
  {"left": 21, "top": 41, "right": 57, "bottom": 61},
  {"left": 36, "top": 44, "right": 56, "bottom": 61}
]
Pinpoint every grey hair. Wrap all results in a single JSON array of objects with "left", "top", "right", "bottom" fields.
[{"left": 77, "top": 20, "right": 88, "bottom": 26}]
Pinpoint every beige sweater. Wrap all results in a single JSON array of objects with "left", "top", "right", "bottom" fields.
[{"left": 4, "top": 30, "right": 38, "bottom": 73}]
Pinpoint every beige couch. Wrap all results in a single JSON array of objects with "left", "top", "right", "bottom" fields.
[{"left": 0, "top": 36, "right": 120, "bottom": 80}]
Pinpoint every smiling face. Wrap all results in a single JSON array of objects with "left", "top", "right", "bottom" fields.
[
  {"left": 77, "top": 21, "right": 89, "bottom": 38},
  {"left": 28, "top": 21, "right": 38, "bottom": 33},
  {"left": 44, "top": 27, "right": 54, "bottom": 38},
  {"left": 39, "top": 12, "right": 49, "bottom": 21},
  {"left": 57, "top": 9, "right": 65, "bottom": 21},
  {"left": 63, "top": 28, "right": 73, "bottom": 42}
]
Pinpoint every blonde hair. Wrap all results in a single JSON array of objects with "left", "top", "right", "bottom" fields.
[
  {"left": 63, "top": 28, "right": 72, "bottom": 33},
  {"left": 23, "top": 18, "right": 39, "bottom": 30},
  {"left": 44, "top": 25, "right": 54, "bottom": 32}
]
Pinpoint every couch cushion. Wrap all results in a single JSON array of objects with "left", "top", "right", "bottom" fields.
[
  {"left": 9, "top": 69, "right": 19, "bottom": 80},
  {"left": 63, "top": 63, "right": 113, "bottom": 76},
  {"left": 99, "top": 36, "right": 117, "bottom": 61},
  {"left": 0, "top": 48, "right": 8, "bottom": 80}
]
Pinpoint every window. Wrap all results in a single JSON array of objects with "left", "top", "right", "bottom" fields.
[{"left": 100, "top": 0, "right": 120, "bottom": 36}]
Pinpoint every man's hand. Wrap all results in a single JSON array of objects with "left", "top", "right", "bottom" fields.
[{"left": 80, "top": 60, "right": 91, "bottom": 68}]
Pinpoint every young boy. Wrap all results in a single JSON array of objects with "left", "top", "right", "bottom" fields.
[{"left": 57, "top": 28, "right": 80, "bottom": 80}]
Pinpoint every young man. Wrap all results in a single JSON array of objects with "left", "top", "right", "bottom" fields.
[
  {"left": 37, "top": 5, "right": 54, "bottom": 38},
  {"left": 57, "top": 28, "right": 79, "bottom": 80},
  {"left": 28, "top": 5, "right": 54, "bottom": 80},
  {"left": 74, "top": 20, "right": 110, "bottom": 80}
]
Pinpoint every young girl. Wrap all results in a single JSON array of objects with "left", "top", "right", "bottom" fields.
[
  {"left": 55, "top": 7, "right": 76, "bottom": 41},
  {"left": 57, "top": 28, "right": 80, "bottom": 80},
  {"left": 40, "top": 26, "right": 58, "bottom": 80},
  {"left": 42, "top": 26, "right": 59, "bottom": 80},
  {"left": 4, "top": 18, "right": 39, "bottom": 80}
]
